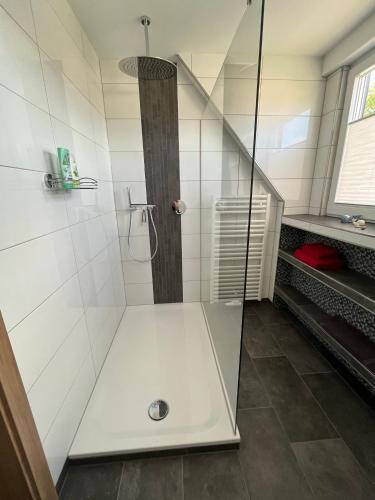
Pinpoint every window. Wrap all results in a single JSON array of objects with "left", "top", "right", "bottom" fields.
[
  {"left": 335, "top": 65, "right": 375, "bottom": 205},
  {"left": 328, "top": 51, "right": 375, "bottom": 220}
]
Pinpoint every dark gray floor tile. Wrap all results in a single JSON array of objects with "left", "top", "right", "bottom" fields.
[
  {"left": 303, "top": 372, "right": 375, "bottom": 483},
  {"left": 60, "top": 462, "right": 122, "bottom": 500},
  {"left": 242, "top": 321, "right": 283, "bottom": 358},
  {"left": 253, "top": 300, "right": 292, "bottom": 325},
  {"left": 118, "top": 457, "right": 183, "bottom": 500},
  {"left": 237, "top": 408, "right": 314, "bottom": 500},
  {"left": 238, "top": 349, "right": 270, "bottom": 409},
  {"left": 183, "top": 452, "right": 249, "bottom": 500},
  {"left": 293, "top": 439, "right": 375, "bottom": 499},
  {"left": 268, "top": 323, "right": 332, "bottom": 374},
  {"left": 254, "top": 356, "right": 337, "bottom": 442}
]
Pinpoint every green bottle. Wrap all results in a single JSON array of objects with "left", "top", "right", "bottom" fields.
[{"left": 57, "top": 148, "right": 80, "bottom": 189}]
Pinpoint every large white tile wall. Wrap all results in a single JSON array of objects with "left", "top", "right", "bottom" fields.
[
  {"left": 186, "top": 53, "right": 326, "bottom": 215},
  {"left": 102, "top": 59, "right": 206, "bottom": 304},
  {"left": 180, "top": 55, "right": 283, "bottom": 299},
  {"left": 0, "top": 0, "right": 125, "bottom": 483}
]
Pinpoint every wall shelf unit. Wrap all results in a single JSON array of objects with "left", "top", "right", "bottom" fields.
[
  {"left": 279, "top": 249, "right": 375, "bottom": 314},
  {"left": 275, "top": 220, "right": 375, "bottom": 394}
]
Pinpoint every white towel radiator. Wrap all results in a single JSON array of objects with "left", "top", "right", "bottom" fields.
[{"left": 209, "top": 194, "right": 271, "bottom": 302}]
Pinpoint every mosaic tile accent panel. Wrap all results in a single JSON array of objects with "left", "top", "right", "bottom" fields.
[
  {"left": 280, "top": 225, "right": 375, "bottom": 280},
  {"left": 276, "top": 259, "right": 375, "bottom": 341}
]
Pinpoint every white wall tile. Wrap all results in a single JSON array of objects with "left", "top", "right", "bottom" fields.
[
  {"left": 9, "top": 275, "right": 84, "bottom": 391},
  {"left": 103, "top": 83, "right": 140, "bottom": 118},
  {"left": 47, "top": 0, "right": 83, "bottom": 51},
  {"left": 183, "top": 280, "right": 200, "bottom": 302},
  {"left": 191, "top": 53, "right": 225, "bottom": 78},
  {"left": 107, "top": 119, "right": 143, "bottom": 151},
  {"left": 120, "top": 235, "right": 150, "bottom": 261},
  {"left": 110, "top": 151, "right": 145, "bottom": 182},
  {"left": 179, "top": 151, "right": 200, "bottom": 181},
  {"left": 100, "top": 59, "right": 137, "bottom": 84},
  {"left": 223, "top": 78, "right": 257, "bottom": 115},
  {"left": 0, "top": 228, "right": 76, "bottom": 330},
  {"left": 42, "top": 355, "right": 96, "bottom": 482},
  {"left": 91, "top": 303, "right": 118, "bottom": 374},
  {"left": 180, "top": 181, "right": 200, "bottom": 209},
  {"left": 125, "top": 283, "right": 154, "bottom": 305},
  {"left": 225, "top": 114, "right": 254, "bottom": 149},
  {"left": 28, "top": 315, "right": 90, "bottom": 440},
  {"left": 0, "top": 2, "right": 124, "bottom": 484},
  {"left": 113, "top": 181, "right": 147, "bottom": 210},
  {"left": 178, "top": 119, "right": 200, "bottom": 151},
  {"left": 255, "top": 148, "right": 316, "bottom": 179},
  {"left": 0, "top": 8, "right": 47, "bottom": 110},
  {"left": 82, "top": 31, "right": 100, "bottom": 78},
  {"left": 91, "top": 106, "right": 108, "bottom": 148},
  {"left": 201, "top": 180, "right": 238, "bottom": 208},
  {"left": 70, "top": 216, "right": 108, "bottom": 269},
  {"left": 31, "top": 0, "right": 88, "bottom": 98},
  {"left": 0, "top": 85, "right": 56, "bottom": 171},
  {"left": 272, "top": 178, "right": 313, "bottom": 208},
  {"left": 261, "top": 55, "right": 323, "bottom": 80},
  {"left": 201, "top": 151, "right": 239, "bottom": 181},
  {"left": 182, "top": 259, "right": 200, "bottom": 281},
  {"left": 177, "top": 83, "right": 206, "bottom": 119},
  {"left": 0, "top": 166, "right": 68, "bottom": 249},
  {"left": 257, "top": 115, "right": 320, "bottom": 149},
  {"left": 181, "top": 209, "right": 200, "bottom": 234},
  {"left": 182, "top": 234, "right": 200, "bottom": 259},
  {"left": 201, "top": 119, "right": 238, "bottom": 151},
  {"left": 0, "top": 0, "right": 36, "bottom": 39},
  {"left": 117, "top": 209, "right": 149, "bottom": 238},
  {"left": 122, "top": 260, "right": 152, "bottom": 284},
  {"left": 260, "top": 80, "right": 324, "bottom": 117}
]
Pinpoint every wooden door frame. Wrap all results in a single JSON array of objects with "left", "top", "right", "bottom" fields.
[{"left": 0, "top": 312, "right": 57, "bottom": 499}]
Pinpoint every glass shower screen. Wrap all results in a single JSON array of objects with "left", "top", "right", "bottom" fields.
[{"left": 200, "top": 0, "right": 265, "bottom": 431}]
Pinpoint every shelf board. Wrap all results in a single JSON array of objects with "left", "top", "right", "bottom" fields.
[
  {"left": 275, "top": 284, "right": 375, "bottom": 390},
  {"left": 279, "top": 249, "right": 375, "bottom": 314}
]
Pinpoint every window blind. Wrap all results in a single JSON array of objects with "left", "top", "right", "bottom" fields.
[{"left": 335, "top": 114, "right": 375, "bottom": 205}]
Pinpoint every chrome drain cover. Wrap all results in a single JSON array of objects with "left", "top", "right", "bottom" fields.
[{"left": 148, "top": 400, "right": 169, "bottom": 421}]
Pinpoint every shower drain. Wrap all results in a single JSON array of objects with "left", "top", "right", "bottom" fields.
[{"left": 148, "top": 400, "right": 169, "bottom": 421}]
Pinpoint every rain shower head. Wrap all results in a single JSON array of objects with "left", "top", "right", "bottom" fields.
[{"left": 118, "top": 16, "right": 176, "bottom": 80}]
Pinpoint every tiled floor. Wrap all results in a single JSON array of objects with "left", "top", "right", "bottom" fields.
[{"left": 59, "top": 300, "right": 375, "bottom": 500}]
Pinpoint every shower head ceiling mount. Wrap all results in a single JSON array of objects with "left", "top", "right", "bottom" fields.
[{"left": 118, "top": 15, "right": 176, "bottom": 81}]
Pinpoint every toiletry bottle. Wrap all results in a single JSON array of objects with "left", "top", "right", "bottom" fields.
[{"left": 57, "top": 147, "right": 73, "bottom": 189}]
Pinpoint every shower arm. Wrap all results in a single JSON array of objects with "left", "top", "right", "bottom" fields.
[{"left": 141, "top": 16, "right": 151, "bottom": 57}]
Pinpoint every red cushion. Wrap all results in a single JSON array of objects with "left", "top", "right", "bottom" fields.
[
  {"left": 299, "top": 243, "right": 339, "bottom": 259},
  {"left": 294, "top": 248, "right": 344, "bottom": 270}
]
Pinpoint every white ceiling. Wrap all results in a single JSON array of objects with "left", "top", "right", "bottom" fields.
[{"left": 68, "top": 0, "right": 375, "bottom": 59}]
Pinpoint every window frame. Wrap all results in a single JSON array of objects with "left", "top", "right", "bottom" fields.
[{"left": 327, "top": 50, "right": 375, "bottom": 222}]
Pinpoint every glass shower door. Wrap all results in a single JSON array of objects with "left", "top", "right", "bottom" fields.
[{"left": 200, "top": 0, "right": 265, "bottom": 430}]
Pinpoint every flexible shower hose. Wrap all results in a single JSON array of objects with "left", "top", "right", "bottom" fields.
[{"left": 127, "top": 207, "right": 158, "bottom": 262}]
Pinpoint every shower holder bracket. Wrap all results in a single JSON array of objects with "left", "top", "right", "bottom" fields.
[{"left": 44, "top": 173, "right": 98, "bottom": 190}]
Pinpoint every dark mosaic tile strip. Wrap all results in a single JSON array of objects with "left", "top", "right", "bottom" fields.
[
  {"left": 279, "top": 224, "right": 375, "bottom": 280},
  {"left": 139, "top": 74, "right": 183, "bottom": 303},
  {"left": 277, "top": 259, "right": 375, "bottom": 340}
]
